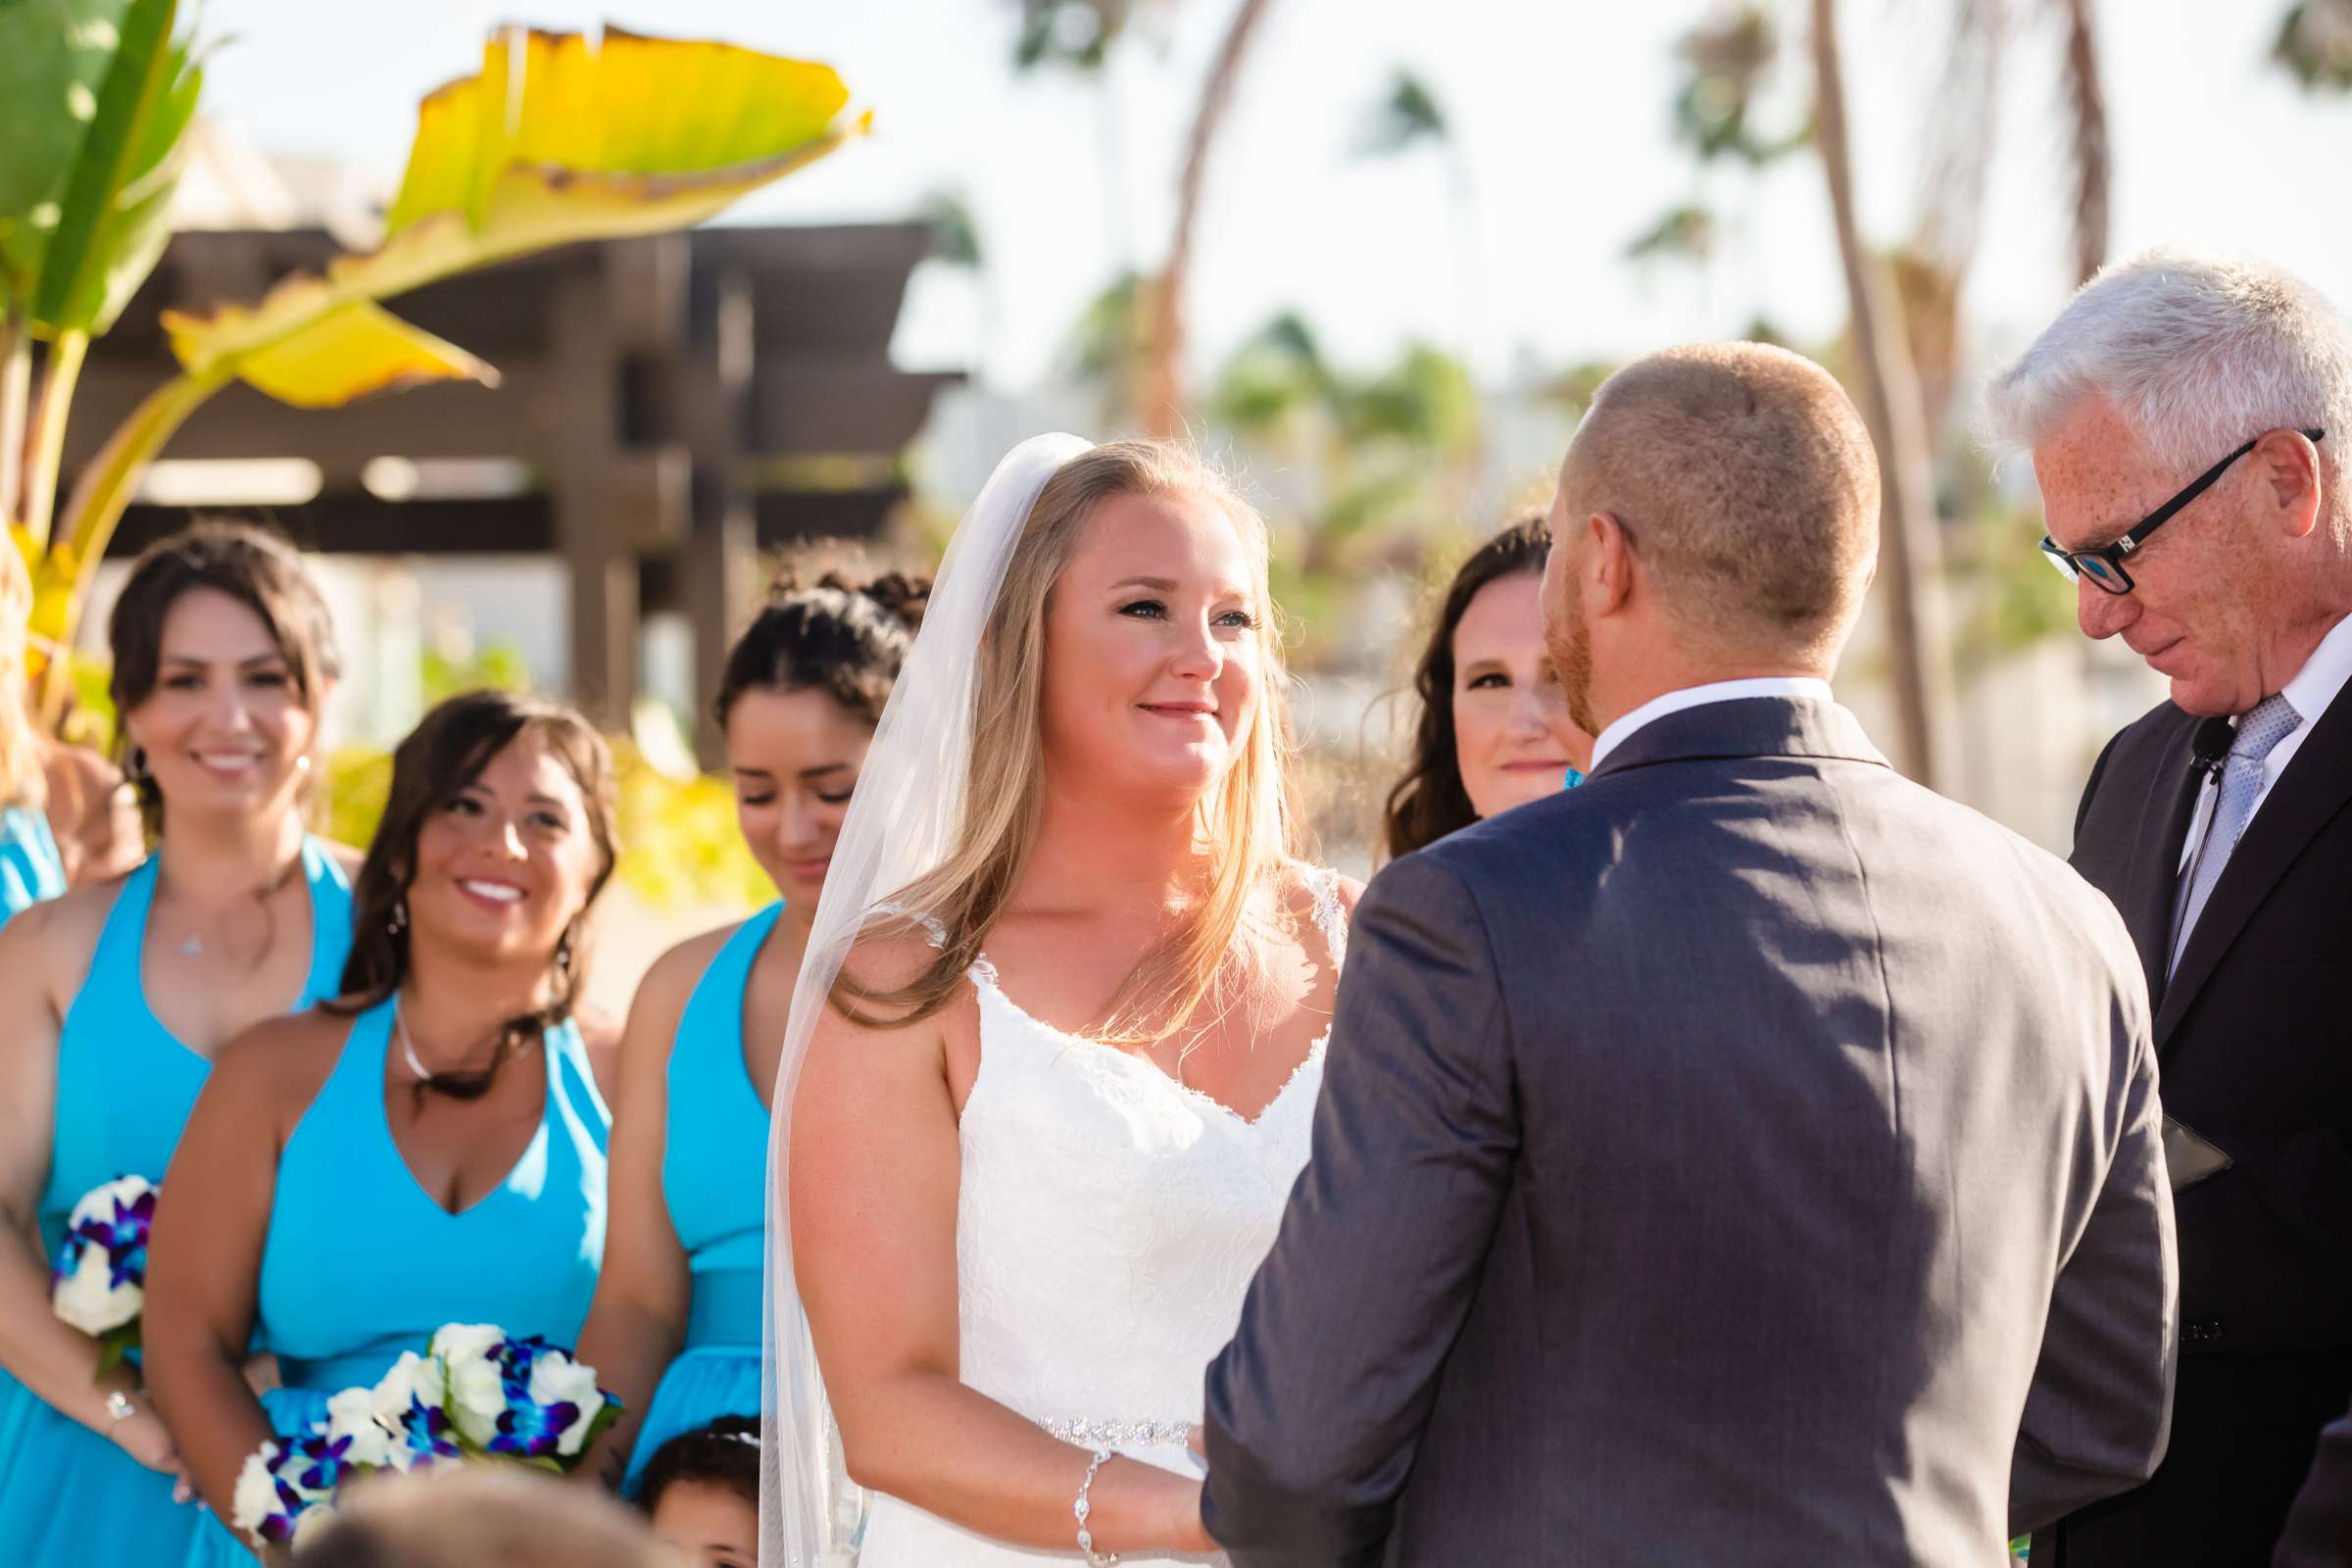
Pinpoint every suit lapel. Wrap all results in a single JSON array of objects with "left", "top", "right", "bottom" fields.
[
  {"left": 2155, "top": 687, "right": 2352, "bottom": 1046},
  {"left": 2116, "top": 722, "right": 2203, "bottom": 1011}
]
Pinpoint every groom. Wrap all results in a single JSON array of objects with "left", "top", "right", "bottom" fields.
[{"left": 1200, "top": 342, "right": 2180, "bottom": 1565}]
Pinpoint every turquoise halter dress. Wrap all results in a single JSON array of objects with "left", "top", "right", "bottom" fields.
[
  {"left": 620, "top": 904, "right": 779, "bottom": 1491},
  {"left": 183, "top": 996, "right": 610, "bottom": 1566},
  {"left": 0, "top": 802, "right": 65, "bottom": 928},
  {"left": 0, "top": 840, "right": 352, "bottom": 1567}
]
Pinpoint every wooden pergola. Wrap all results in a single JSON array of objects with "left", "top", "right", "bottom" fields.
[{"left": 63, "top": 223, "right": 958, "bottom": 760}]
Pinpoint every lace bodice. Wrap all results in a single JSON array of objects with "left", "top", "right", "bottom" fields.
[{"left": 856, "top": 867, "right": 1348, "bottom": 1567}]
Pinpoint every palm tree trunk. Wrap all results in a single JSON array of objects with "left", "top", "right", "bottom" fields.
[
  {"left": 1145, "top": 0, "right": 1275, "bottom": 437},
  {"left": 1810, "top": 0, "right": 1948, "bottom": 788},
  {"left": 2053, "top": 0, "right": 2110, "bottom": 285}
]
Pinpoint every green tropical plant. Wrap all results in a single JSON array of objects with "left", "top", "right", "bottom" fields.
[
  {"left": 1010, "top": 0, "right": 1144, "bottom": 71},
  {"left": 1145, "top": 0, "right": 1277, "bottom": 436},
  {"left": 2276, "top": 0, "right": 2352, "bottom": 88},
  {"left": 4, "top": 0, "right": 201, "bottom": 646},
  {"left": 1354, "top": 70, "right": 1450, "bottom": 159},
  {"left": 5, "top": 19, "right": 863, "bottom": 718},
  {"left": 1210, "top": 311, "right": 1481, "bottom": 579}
]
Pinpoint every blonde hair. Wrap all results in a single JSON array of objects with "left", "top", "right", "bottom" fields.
[
  {"left": 0, "top": 543, "right": 42, "bottom": 811},
  {"left": 837, "top": 439, "right": 1302, "bottom": 1045}
]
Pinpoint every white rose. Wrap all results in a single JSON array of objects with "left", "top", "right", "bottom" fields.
[
  {"left": 368, "top": 1352, "right": 428, "bottom": 1423},
  {"left": 53, "top": 1243, "right": 139, "bottom": 1336},
  {"left": 429, "top": 1323, "right": 504, "bottom": 1364},
  {"left": 289, "top": 1499, "right": 339, "bottom": 1549},
  {"left": 231, "top": 1442, "right": 284, "bottom": 1537},
  {"left": 324, "top": 1386, "right": 395, "bottom": 1470},
  {"left": 67, "top": 1174, "right": 155, "bottom": 1227},
  {"left": 524, "top": 1349, "right": 607, "bottom": 1457},
  {"left": 411, "top": 1349, "right": 447, "bottom": 1409},
  {"left": 431, "top": 1324, "right": 510, "bottom": 1447}
]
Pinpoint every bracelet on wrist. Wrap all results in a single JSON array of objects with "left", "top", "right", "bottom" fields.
[{"left": 1074, "top": 1446, "right": 1119, "bottom": 1566}]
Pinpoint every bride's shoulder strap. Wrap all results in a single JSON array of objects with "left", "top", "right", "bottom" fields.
[{"left": 1298, "top": 864, "right": 1349, "bottom": 971}]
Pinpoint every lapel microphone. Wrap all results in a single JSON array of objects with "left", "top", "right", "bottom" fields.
[{"left": 2189, "top": 715, "right": 2236, "bottom": 782}]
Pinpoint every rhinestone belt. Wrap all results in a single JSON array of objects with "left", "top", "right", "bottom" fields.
[{"left": 1036, "top": 1415, "right": 1196, "bottom": 1449}]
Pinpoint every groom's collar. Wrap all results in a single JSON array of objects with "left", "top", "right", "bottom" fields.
[
  {"left": 1586, "top": 676, "right": 1836, "bottom": 771},
  {"left": 1584, "top": 686, "right": 1886, "bottom": 783}
]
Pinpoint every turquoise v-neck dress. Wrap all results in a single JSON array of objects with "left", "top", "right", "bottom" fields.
[
  {"left": 0, "top": 841, "right": 353, "bottom": 1567},
  {"left": 620, "top": 903, "right": 779, "bottom": 1492},
  {"left": 0, "top": 803, "right": 66, "bottom": 928},
  {"left": 182, "top": 995, "right": 610, "bottom": 1566}
]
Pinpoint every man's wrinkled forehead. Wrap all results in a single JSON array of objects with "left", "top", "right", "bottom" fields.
[{"left": 2033, "top": 395, "right": 2180, "bottom": 551}]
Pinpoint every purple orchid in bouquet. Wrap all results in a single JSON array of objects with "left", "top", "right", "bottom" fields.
[
  {"left": 430, "top": 1323, "right": 620, "bottom": 1469},
  {"left": 229, "top": 1325, "right": 620, "bottom": 1549},
  {"left": 49, "top": 1175, "right": 157, "bottom": 1376},
  {"left": 231, "top": 1433, "right": 348, "bottom": 1551}
]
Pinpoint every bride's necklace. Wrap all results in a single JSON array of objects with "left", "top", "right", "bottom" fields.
[{"left": 395, "top": 998, "right": 538, "bottom": 1082}]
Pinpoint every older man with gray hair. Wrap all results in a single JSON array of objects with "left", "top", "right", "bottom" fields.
[{"left": 1988, "top": 248, "right": 2352, "bottom": 1566}]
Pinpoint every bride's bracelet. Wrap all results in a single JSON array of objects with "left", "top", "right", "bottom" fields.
[{"left": 1074, "top": 1446, "right": 1119, "bottom": 1566}]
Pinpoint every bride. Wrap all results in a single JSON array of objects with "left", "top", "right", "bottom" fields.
[{"left": 762, "top": 435, "right": 1356, "bottom": 1565}]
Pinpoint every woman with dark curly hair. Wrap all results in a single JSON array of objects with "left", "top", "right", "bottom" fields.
[
  {"left": 574, "top": 560, "right": 928, "bottom": 1493},
  {"left": 638, "top": 1414, "right": 760, "bottom": 1567},
  {"left": 1383, "top": 514, "right": 1593, "bottom": 860}
]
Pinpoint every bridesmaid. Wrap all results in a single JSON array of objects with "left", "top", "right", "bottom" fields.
[
  {"left": 146, "top": 689, "right": 621, "bottom": 1563},
  {"left": 1383, "top": 513, "right": 1594, "bottom": 859},
  {"left": 0, "top": 541, "right": 65, "bottom": 924},
  {"left": 575, "top": 566, "right": 925, "bottom": 1490},
  {"left": 0, "top": 522, "right": 357, "bottom": 1565}
]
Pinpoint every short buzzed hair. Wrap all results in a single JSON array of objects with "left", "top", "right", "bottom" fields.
[{"left": 1563, "top": 341, "right": 1880, "bottom": 657}]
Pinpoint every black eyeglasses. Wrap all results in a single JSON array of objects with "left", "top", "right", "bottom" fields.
[{"left": 2039, "top": 427, "right": 2327, "bottom": 595}]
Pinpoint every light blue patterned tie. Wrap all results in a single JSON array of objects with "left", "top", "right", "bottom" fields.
[{"left": 2170, "top": 693, "right": 2302, "bottom": 974}]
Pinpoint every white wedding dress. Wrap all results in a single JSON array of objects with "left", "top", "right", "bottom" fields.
[{"left": 854, "top": 868, "right": 1349, "bottom": 1567}]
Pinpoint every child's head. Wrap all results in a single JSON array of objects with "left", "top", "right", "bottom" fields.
[{"left": 638, "top": 1416, "right": 760, "bottom": 1568}]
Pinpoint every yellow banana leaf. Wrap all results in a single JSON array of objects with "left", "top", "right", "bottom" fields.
[
  {"left": 162, "top": 26, "right": 860, "bottom": 382},
  {"left": 175, "top": 300, "right": 497, "bottom": 409},
  {"left": 39, "top": 24, "right": 860, "bottom": 717}
]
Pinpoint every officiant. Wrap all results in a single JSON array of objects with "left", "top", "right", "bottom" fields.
[{"left": 1988, "top": 249, "right": 2352, "bottom": 1566}]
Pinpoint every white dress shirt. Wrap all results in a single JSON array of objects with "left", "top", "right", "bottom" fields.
[
  {"left": 1587, "top": 676, "right": 1838, "bottom": 773},
  {"left": 2174, "top": 612, "right": 2352, "bottom": 875}
]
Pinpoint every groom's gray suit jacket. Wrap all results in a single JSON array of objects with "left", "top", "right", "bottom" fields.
[{"left": 1202, "top": 697, "right": 2178, "bottom": 1566}]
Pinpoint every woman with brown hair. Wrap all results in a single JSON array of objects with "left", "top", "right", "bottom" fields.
[
  {"left": 147, "top": 688, "right": 622, "bottom": 1564},
  {"left": 1383, "top": 514, "right": 1593, "bottom": 861},
  {"left": 0, "top": 521, "right": 358, "bottom": 1566},
  {"left": 574, "top": 564, "right": 926, "bottom": 1494}
]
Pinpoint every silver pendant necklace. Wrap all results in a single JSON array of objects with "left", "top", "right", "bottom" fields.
[
  {"left": 395, "top": 1001, "right": 431, "bottom": 1081},
  {"left": 395, "top": 999, "right": 534, "bottom": 1082}
]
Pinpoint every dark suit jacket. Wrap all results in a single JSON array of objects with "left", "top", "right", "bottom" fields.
[
  {"left": 2050, "top": 690, "right": 2352, "bottom": 1564},
  {"left": 1202, "top": 697, "right": 2177, "bottom": 1567},
  {"left": 2278, "top": 1398, "right": 2352, "bottom": 1566}
]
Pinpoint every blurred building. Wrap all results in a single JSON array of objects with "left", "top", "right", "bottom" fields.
[{"left": 71, "top": 121, "right": 958, "bottom": 765}]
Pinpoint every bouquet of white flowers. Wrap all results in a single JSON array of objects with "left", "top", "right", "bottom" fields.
[
  {"left": 49, "top": 1175, "right": 156, "bottom": 1376},
  {"left": 231, "top": 1323, "right": 619, "bottom": 1547}
]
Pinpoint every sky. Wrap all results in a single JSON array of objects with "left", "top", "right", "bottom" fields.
[{"left": 192, "top": 0, "right": 2352, "bottom": 397}]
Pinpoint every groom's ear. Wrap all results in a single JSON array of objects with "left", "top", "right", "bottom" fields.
[{"left": 1586, "top": 511, "right": 1636, "bottom": 619}]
